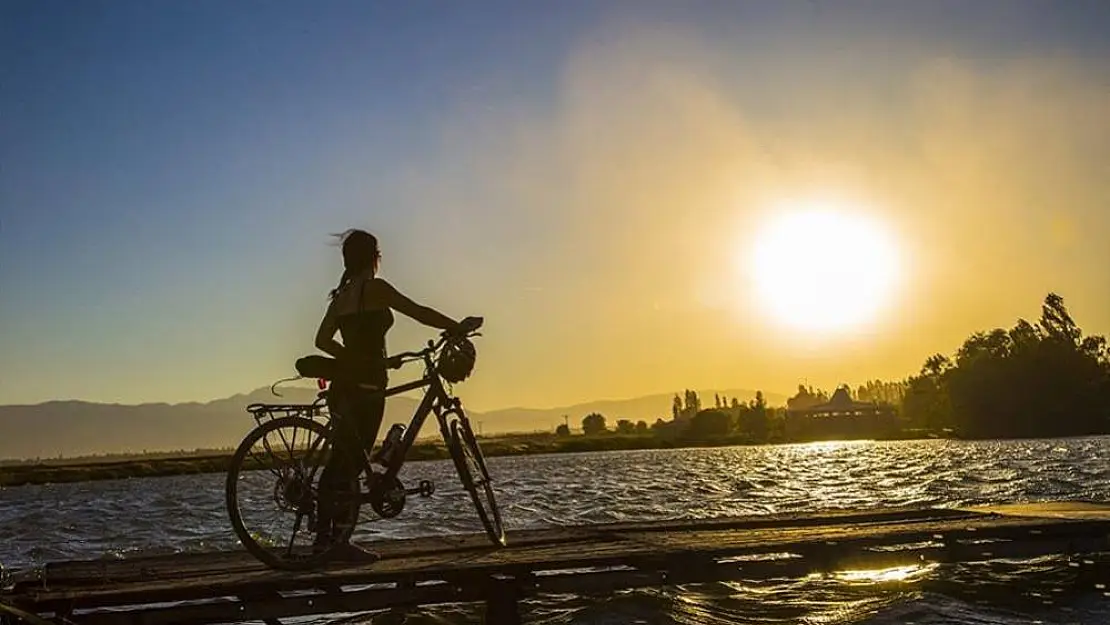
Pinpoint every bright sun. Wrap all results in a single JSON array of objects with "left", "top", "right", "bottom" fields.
[{"left": 748, "top": 206, "right": 901, "bottom": 332}]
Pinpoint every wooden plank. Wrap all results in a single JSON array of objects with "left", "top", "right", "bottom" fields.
[
  {"left": 36, "top": 506, "right": 981, "bottom": 587},
  {"left": 64, "top": 532, "right": 1110, "bottom": 625},
  {"left": 25, "top": 512, "right": 1105, "bottom": 598},
  {"left": 5, "top": 504, "right": 1110, "bottom": 625},
  {"left": 959, "top": 501, "right": 1110, "bottom": 521},
  {"left": 71, "top": 582, "right": 471, "bottom": 625},
  {"left": 14, "top": 513, "right": 1110, "bottom": 612},
  {"left": 0, "top": 600, "right": 57, "bottom": 625}
]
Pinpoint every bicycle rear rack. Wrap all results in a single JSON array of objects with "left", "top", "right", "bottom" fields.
[{"left": 245, "top": 402, "right": 327, "bottom": 427}]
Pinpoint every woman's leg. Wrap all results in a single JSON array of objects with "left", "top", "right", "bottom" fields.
[
  {"left": 315, "top": 388, "right": 360, "bottom": 547},
  {"left": 352, "top": 386, "right": 387, "bottom": 461},
  {"left": 316, "top": 384, "right": 386, "bottom": 546},
  {"left": 317, "top": 385, "right": 386, "bottom": 562}
]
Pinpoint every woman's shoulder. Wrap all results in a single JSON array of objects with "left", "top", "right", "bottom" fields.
[
  {"left": 357, "top": 276, "right": 399, "bottom": 305},
  {"left": 363, "top": 276, "right": 397, "bottom": 294}
]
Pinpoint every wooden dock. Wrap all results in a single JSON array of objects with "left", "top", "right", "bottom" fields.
[{"left": 3, "top": 502, "right": 1110, "bottom": 625}]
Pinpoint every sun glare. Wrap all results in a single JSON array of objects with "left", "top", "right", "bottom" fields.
[
  {"left": 748, "top": 205, "right": 900, "bottom": 333},
  {"left": 834, "top": 563, "right": 938, "bottom": 584}
]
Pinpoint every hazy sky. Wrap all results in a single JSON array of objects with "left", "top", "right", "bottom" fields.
[{"left": 2, "top": 1, "right": 1109, "bottom": 409}]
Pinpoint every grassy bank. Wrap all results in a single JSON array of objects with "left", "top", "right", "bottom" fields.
[
  {"left": 0, "top": 431, "right": 941, "bottom": 488},
  {"left": 0, "top": 435, "right": 643, "bottom": 487}
]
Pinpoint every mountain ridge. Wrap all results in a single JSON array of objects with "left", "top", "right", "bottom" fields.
[{"left": 0, "top": 386, "right": 786, "bottom": 460}]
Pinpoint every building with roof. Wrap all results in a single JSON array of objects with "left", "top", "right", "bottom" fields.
[{"left": 784, "top": 385, "right": 897, "bottom": 441}]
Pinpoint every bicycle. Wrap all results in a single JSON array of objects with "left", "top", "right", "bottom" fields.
[{"left": 225, "top": 323, "right": 504, "bottom": 570}]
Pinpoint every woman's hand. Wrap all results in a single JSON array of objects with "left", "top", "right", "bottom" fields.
[{"left": 450, "top": 316, "right": 483, "bottom": 336}]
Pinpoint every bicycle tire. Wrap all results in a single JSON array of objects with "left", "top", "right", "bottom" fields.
[
  {"left": 225, "top": 416, "right": 356, "bottom": 570},
  {"left": 448, "top": 417, "right": 506, "bottom": 546}
]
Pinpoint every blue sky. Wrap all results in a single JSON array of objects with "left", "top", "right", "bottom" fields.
[{"left": 3, "top": 1, "right": 1109, "bottom": 408}]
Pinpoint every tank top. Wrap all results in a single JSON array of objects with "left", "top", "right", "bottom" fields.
[{"left": 336, "top": 278, "right": 394, "bottom": 385}]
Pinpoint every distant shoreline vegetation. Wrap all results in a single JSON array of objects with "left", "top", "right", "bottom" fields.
[
  {"left": 3, "top": 293, "right": 1106, "bottom": 488},
  {"left": 0, "top": 430, "right": 935, "bottom": 488}
]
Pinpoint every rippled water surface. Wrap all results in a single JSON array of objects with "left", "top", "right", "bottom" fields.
[{"left": 4, "top": 437, "right": 1110, "bottom": 623}]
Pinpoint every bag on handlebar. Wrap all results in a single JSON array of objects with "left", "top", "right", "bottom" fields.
[{"left": 437, "top": 337, "right": 477, "bottom": 383}]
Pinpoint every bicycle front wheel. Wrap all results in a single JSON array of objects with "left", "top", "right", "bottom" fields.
[
  {"left": 447, "top": 417, "right": 506, "bottom": 546},
  {"left": 225, "top": 416, "right": 357, "bottom": 570}
]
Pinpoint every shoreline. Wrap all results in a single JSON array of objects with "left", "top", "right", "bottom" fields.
[
  {"left": 27, "top": 429, "right": 1110, "bottom": 488},
  {"left": 2, "top": 431, "right": 954, "bottom": 488}
]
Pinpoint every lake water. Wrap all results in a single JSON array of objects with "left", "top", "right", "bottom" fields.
[{"left": 3, "top": 437, "right": 1110, "bottom": 623}]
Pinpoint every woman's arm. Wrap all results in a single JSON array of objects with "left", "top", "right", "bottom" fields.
[
  {"left": 314, "top": 299, "right": 347, "bottom": 359},
  {"left": 373, "top": 278, "right": 459, "bottom": 330}
]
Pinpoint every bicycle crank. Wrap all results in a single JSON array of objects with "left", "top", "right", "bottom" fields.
[{"left": 368, "top": 476, "right": 406, "bottom": 518}]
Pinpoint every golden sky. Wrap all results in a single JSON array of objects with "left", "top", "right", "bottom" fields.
[
  {"left": 401, "top": 20, "right": 1110, "bottom": 410},
  {"left": 3, "top": 5, "right": 1108, "bottom": 409}
]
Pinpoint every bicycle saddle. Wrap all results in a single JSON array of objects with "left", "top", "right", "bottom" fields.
[{"left": 295, "top": 355, "right": 340, "bottom": 380}]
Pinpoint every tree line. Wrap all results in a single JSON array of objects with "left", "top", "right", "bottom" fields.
[
  {"left": 561, "top": 389, "right": 785, "bottom": 444},
  {"left": 557, "top": 294, "right": 1110, "bottom": 443},
  {"left": 901, "top": 293, "right": 1110, "bottom": 438}
]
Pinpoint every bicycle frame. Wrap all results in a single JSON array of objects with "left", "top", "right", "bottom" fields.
[
  {"left": 320, "top": 351, "right": 470, "bottom": 490},
  {"left": 227, "top": 327, "right": 504, "bottom": 569},
  {"left": 376, "top": 373, "right": 464, "bottom": 482}
]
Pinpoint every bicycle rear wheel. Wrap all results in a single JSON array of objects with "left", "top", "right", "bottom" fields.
[
  {"left": 447, "top": 417, "right": 506, "bottom": 546},
  {"left": 225, "top": 416, "right": 357, "bottom": 570}
]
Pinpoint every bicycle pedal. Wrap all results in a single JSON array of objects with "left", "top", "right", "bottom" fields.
[
  {"left": 410, "top": 479, "right": 434, "bottom": 498},
  {"left": 403, "top": 484, "right": 434, "bottom": 498}
]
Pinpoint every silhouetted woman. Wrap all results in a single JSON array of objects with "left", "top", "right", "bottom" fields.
[{"left": 304, "top": 229, "right": 476, "bottom": 560}]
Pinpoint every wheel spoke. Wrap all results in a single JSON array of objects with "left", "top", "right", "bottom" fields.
[
  {"left": 286, "top": 512, "right": 305, "bottom": 557},
  {"left": 276, "top": 425, "right": 295, "bottom": 458},
  {"left": 228, "top": 416, "right": 338, "bottom": 570},
  {"left": 301, "top": 430, "right": 330, "bottom": 482},
  {"left": 248, "top": 447, "right": 285, "bottom": 480}
]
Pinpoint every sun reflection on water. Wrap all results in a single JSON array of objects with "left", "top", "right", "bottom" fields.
[
  {"left": 832, "top": 562, "right": 940, "bottom": 584},
  {"left": 787, "top": 440, "right": 876, "bottom": 453}
]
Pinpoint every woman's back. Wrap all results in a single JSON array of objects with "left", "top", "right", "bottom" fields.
[{"left": 332, "top": 278, "right": 394, "bottom": 381}]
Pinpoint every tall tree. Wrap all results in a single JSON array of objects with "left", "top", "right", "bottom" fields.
[
  {"left": 686, "top": 409, "right": 731, "bottom": 439},
  {"left": 907, "top": 293, "right": 1110, "bottom": 438},
  {"left": 582, "top": 413, "right": 608, "bottom": 436}
]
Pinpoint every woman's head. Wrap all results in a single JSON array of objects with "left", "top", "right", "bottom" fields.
[
  {"left": 329, "top": 229, "right": 381, "bottom": 298},
  {"left": 339, "top": 229, "right": 380, "bottom": 275}
]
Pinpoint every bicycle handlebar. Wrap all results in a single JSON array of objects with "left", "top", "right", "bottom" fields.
[
  {"left": 301, "top": 326, "right": 480, "bottom": 405},
  {"left": 387, "top": 332, "right": 481, "bottom": 370},
  {"left": 386, "top": 317, "right": 484, "bottom": 370}
]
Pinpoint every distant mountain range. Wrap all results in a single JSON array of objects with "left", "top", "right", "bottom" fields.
[{"left": 0, "top": 387, "right": 785, "bottom": 460}]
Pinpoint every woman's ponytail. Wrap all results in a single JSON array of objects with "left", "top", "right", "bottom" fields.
[
  {"left": 329, "top": 268, "right": 352, "bottom": 299},
  {"left": 328, "top": 229, "right": 379, "bottom": 299}
]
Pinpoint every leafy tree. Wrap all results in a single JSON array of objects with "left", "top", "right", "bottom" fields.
[
  {"left": 856, "top": 379, "right": 909, "bottom": 405},
  {"left": 737, "top": 392, "right": 769, "bottom": 442},
  {"left": 636, "top": 420, "right": 649, "bottom": 433},
  {"left": 903, "top": 293, "right": 1110, "bottom": 438},
  {"left": 686, "top": 409, "right": 732, "bottom": 439},
  {"left": 582, "top": 412, "right": 608, "bottom": 436},
  {"left": 902, "top": 364, "right": 951, "bottom": 431},
  {"left": 616, "top": 419, "right": 635, "bottom": 434},
  {"left": 787, "top": 385, "right": 829, "bottom": 411},
  {"left": 555, "top": 424, "right": 571, "bottom": 437},
  {"left": 752, "top": 390, "right": 767, "bottom": 410},
  {"left": 684, "top": 389, "right": 702, "bottom": 415}
]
